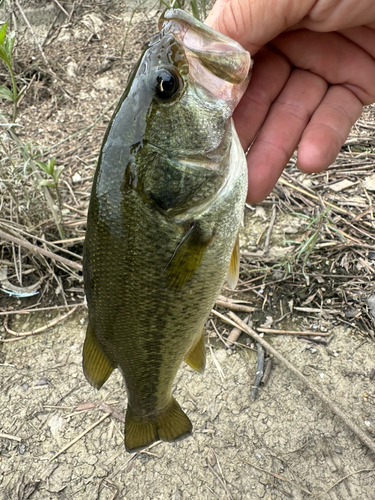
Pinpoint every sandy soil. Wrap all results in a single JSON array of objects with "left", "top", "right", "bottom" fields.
[{"left": 1, "top": 306, "right": 375, "bottom": 499}]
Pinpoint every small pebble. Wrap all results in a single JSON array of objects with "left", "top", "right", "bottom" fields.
[{"left": 35, "top": 378, "right": 49, "bottom": 386}]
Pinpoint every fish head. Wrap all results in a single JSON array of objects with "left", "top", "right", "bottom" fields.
[
  {"left": 95, "top": 9, "right": 251, "bottom": 217},
  {"left": 139, "top": 9, "right": 251, "bottom": 154}
]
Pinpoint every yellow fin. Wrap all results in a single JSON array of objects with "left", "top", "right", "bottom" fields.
[
  {"left": 125, "top": 398, "right": 192, "bottom": 452},
  {"left": 164, "top": 223, "right": 214, "bottom": 289},
  {"left": 184, "top": 330, "right": 206, "bottom": 373},
  {"left": 82, "top": 324, "right": 114, "bottom": 389},
  {"left": 226, "top": 235, "right": 240, "bottom": 290}
]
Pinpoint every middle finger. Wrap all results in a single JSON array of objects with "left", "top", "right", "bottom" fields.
[{"left": 245, "top": 68, "right": 327, "bottom": 203}]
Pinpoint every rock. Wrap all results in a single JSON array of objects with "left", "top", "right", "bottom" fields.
[
  {"left": 363, "top": 174, "right": 375, "bottom": 191},
  {"left": 214, "top": 349, "right": 227, "bottom": 364},
  {"left": 94, "top": 76, "right": 119, "bottom": 91},
  {"left": 48, "top": 414, "right": 66, "bottom": 444},
  {"left": 66, "top": 61, "right": 79, "bottom": 78}
]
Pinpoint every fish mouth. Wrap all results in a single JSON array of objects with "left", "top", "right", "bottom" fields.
[{"left": 159, "top": 9, "right": 252, "bottom": 109}]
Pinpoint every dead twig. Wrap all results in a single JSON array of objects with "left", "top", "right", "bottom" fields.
[
  {"left": 227, "top": 326, "right": 242, "bottom": 346},
  {"left": 51, "top": 0, "right": 69, "bottom": 17},
  {"left": 0, "top": 432, "right": 22, "bottom": 442},
  {"left": 317, "top": 468, "right": 375, "bottom": 497},
  {"left": 47, "top": 413, "right": 111, "bottom": 463},
  {"left": 246, "top": 461, "right": 313, "bottom": 496},
  {"left": 221, "top": 311, "right": 375, "bottom": 456},
  {"left": 14, "top": 0, "right": 56, "bottom": 75},
  {"left": 206, "top": 460, "right": 234, "bottom": 500},
  {"left": 215, "top": 299, "right": 255, "bottom": 313},
  {"left": 73, "top": 401, "right": 125, "bottom": 422},
  {"left": 257, "top": 327, "right": 330, "bottom": 336},
  {"left": 261, "top": 357, "right": 273, "bottom": 385},
  {"left": 0, "top": 229, "right": 82, "bottom": 271},
  {"left": 249, "top": 343, "right": 264, "bottom": 402},
  {"left": 264, "top": 205, "right": 277, "bottom": 253},
  {"left": 0, "top": 303, "right": 83, "bottom": 316},
  {"left": 2, "top": 305, "right": 80, "bottom": 339},
  {"left": 278, "top": 177, "right": 350, "bottom": 217}
]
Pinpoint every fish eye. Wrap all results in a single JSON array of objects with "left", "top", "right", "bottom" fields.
[{"left": 154, "top": 68, "right": 181, "bottom": 101}]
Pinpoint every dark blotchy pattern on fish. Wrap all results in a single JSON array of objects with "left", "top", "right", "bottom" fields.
[{"left": 83, "top": 9, "right": 250, "bottom": 452}]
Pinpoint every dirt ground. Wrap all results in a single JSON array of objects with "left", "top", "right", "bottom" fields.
[
  {"left": 1, "top": 1, "right": 375, "bottom": 499},
  {"left": 1, "top": 309, "right": 375, "bottom": 500}
]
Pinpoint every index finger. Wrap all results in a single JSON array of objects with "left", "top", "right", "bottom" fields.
[{"left": 205, "top": 0, "right": 316, "bottom": 54}]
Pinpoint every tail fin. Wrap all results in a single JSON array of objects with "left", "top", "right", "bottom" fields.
[{"left": 125, "top": 398, "right": 192, "bottom": 452}]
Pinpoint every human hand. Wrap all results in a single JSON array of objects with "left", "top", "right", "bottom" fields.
[{"left": 206, "top": 0, "right": 375, "bottom": 203}]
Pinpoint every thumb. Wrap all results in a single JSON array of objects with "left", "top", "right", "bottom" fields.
[{"left": 205, "top": 0, "right": 316, "bottom": 54}]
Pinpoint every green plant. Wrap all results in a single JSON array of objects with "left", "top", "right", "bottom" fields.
[
  {"left": 0, "top": 20, "right": 26, "bottom": 122},
  {"left": 34, "top": 156, "right": 65, "bottom": 238},
  {"left": 35, "top": 157, "right": 63, "bottom": 204},
  {"left": 159, "top": 0, "right": 207, "bottom": 20},
  {"left": 282, "top": 208, "right": 345, "bottom": 284}
]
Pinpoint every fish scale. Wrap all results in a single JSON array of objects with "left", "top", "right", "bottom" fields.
[{"left": 83, "top": 9, "right": 251, "bottom": 451}]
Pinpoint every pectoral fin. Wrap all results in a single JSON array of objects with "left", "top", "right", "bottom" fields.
[
  {"left": 184, "top": 330, "right": 206, "bottom": 373},
  {"left": 226, "top": 235, "right": 240, "bottom": 290},
  {"left": 82, "top": 324, "right": 114, "bottom": 389},
  {"left": 164, "top": 223, "right": 214, "bottom": 289}
]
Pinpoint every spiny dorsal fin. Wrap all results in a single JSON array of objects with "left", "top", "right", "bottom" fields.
[
  {"left": 226, "top": 234, "right": 240, "bottom": 290},
  {"left": 184, "top": 330, "right": 206, "bottom": 373},
  {"left": 164, "top": 223, "right": 214, "bottom": 289},
  {"left": 125, "top": 398, "right": 192, "bottom": 452},
  {"left": 82, "top": 324, "right": 114, "bottom": 389}
]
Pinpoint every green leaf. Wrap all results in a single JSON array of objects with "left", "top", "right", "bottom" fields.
[
  {"left": 4, "top": 30, "right": 15, "bottom": 57},
  {"left": 53, "top": 165, "right": 64, "bottom": 184},
  {"left": 297, "top": 232, "right": 319, "bottom": 262},
  {"left": 15, "top": 85, "right": 27, "bottom": 103},
  {"left": 0, "top": 21, "right": 7, "bottom": 45},
  {"left": 35, "top": 160, "right": 52, "bottom": 176},
  {"left": 39, "top": 179, "right": 56, "bottom": 188},
  {"left": 48, "top": 157, "right": 56, "bottom": 170},
  {"left": 0, "top": 84, "right": 14, "bottom": 101},
  {"left": 190, "top": 0, "right": 200, "bottom": 20},
  {"left": 0, "top": 43, "right": 11, "bottom": 69}
]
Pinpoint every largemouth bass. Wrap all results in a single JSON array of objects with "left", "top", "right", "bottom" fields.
[{"left": 83, "top": 9, "right": 251, "bottom": 452}]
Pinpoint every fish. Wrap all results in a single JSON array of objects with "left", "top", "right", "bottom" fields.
[{"left": 82, "top": 8, "right": 251, "bottom": 452}]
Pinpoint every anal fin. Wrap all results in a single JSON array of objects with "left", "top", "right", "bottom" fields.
[
  {"left": 125, "top": 398, "right": 192, "bottom": 452},
  {"left": 226, "top": 234, "right": 240, "bottom": 290},
  {"left": 82, "top": 324, "right": 114, "bottom": 389},
  {"left": 184, "top": 330, "right": 206, "bottom": 373},
  {"left": 164, "top": 222, "right": 214, "bottom": 290}
]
